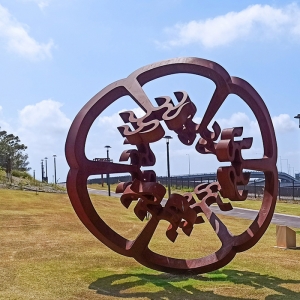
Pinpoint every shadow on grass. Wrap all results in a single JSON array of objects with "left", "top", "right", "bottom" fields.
[{"left": 89, "top": 269, "right": 300, "bottom": 299}]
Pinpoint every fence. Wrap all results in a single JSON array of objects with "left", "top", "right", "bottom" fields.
[
  {"left": 88, "top": 174, "right": 300, "bottom": 200},
  {"left": 157, "top": 175, "right": 300, "bottom": 200}
]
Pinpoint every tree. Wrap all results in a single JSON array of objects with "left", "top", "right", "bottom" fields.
[{"left": 0, "top": 129, "right": 30, "bottom": 175}]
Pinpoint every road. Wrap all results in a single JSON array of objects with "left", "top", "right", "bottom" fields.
[{"left": 88, "top": 188, "right": 300, "bottom": 229}]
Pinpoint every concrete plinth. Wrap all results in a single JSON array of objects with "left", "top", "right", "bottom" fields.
[{"left": 276, "top": 225, "right": 296, "bottom": 249}]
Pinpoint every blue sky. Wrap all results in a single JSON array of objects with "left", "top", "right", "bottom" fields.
[{"left": 0, "top": 0, "right": 299, "bottom": 182}]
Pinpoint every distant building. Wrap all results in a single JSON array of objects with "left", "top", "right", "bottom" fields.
[{"left": 296, "top": 173, "right": 300, "bottom": 181}]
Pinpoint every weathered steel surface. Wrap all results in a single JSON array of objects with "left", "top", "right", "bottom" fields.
[{"left": 65, "top": 57, "right": 278, "bottom": 274}]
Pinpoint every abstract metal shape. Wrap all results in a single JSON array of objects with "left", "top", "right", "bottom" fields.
[{"left": 65, "top": 57, "right": 278, "bottom": 274}]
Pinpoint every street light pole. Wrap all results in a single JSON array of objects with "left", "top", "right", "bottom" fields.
[
  {"left": 53, "top": 155, "right": 57, "bottom": 185},
  {"left": 163, "top": 135, "right": 173, "bottom": 198},
  {"left": 105, "top": 145, "right": 111, "bottom": 196},
  {"left": 44, "top": 157, "right": 48, "bottom": 183},
  {"left": 295, "top": 114, "right": 300, "bottom": 179},
  {"left": 41, "top": 159, "right": 44, "bottom": 181}
]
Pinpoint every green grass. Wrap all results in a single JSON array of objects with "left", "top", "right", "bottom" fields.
[
  {"left": 231, "top": 199, "right": 300, "bottom": 217},
  {"left": 2, "top": 189, "right": 300, "bottom": 299}
]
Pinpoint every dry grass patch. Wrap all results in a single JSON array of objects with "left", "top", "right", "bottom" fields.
[{"left": 1, "top": 189, "right": 300, "bottom": 299}]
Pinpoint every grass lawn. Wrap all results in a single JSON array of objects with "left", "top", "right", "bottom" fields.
[
  {"left": 230, "top": 199, "right": 300, "bottom": 217},
  {"left": 1, "top": 189, "right": 300, "bottom": 299}
]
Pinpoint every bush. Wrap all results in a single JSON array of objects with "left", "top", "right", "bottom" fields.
[
  {"left": 11, "top": 170, "right": 33, "bottom": 180},
  {"left": 0, "top": 169, "right": 6, "bottom": 182}
]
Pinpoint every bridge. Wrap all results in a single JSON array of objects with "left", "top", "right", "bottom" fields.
[
  {"left": 164, "top": 171, "right": 300, "bottom": 185},
  {"left": 88, "top": 171, "right": 300, "bottom": 186}
]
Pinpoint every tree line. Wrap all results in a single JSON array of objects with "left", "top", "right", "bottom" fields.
[{"left": 0, "top": 128, "right": 30, "bottom": 178}]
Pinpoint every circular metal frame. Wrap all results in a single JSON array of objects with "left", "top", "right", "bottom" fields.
[{"left": 65, "top": 57, "right": 278, "bottom": 274}]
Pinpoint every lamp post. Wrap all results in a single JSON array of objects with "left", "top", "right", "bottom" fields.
[
  {"left": 53, "top": 155, "right": 57, "bottom": 185},
  {"left": 105, "top": 145, "right": 111, "bottom": 196},
  {"left": 41, "top": 159, "right": 44, "bottom": 181},
  {"left": 163, "top": 135, "right": 172, "bottom": 198},
  {"left": 295, "top": 114, "right": 300, "bottom": 180},
  {"left": 44, "top": 157, "right": 48, "bottom": 183}
]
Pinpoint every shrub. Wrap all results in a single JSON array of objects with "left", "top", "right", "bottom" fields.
[
  {"left": 0, "top": 169, "right": 6, "bottom": 183},
  {"left": 11, "top": 170, "right": 33, "bottom": 180}
]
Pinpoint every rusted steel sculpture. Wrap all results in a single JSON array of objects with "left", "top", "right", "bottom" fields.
[{"left": 65, "top": 57, "right": 278, "bottom": 274}]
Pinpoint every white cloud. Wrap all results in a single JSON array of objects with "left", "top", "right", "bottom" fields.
[
  {"left": 98, "top": 107, "right": 145, "bottom": 132},
  {"left": 22, "top": 0, "right": 51, "bottom": 10},
  {"left": 0, "top": 100, "right": 71, "bottom": 179},
  {"left": 18, "top": 100, "right": 70, "bottom": 180},
  {"left": 160, "top": 3, "right": 300, "bottom": 48},
  {"left": 217, "top": 112, "right": 259, "bottom": 134},
  {"left": 212, "top": 112, "right": 297, "bottom": 135},
  {"left": 272, "top": 113, "right": 298, "bottom": 133},
  {"left": 18, "top": 100, "right": 71, "bottom": 153},
  {"left": 19, "top": 99, "right": 70, "bottom": 131},
  {"left": 0, "top": 4, "right": 55, "bottom": 60}
]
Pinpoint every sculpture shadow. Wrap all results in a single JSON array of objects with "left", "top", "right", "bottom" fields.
[{"left": 89, "top": 269, "right": 300, "bottom": 299}]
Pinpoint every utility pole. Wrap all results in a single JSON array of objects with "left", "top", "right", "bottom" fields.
[
  {"left": 41, "top": 159, "right": 44, "bottom": 181},
  {"left": 44, "top": 157, "right": 48, "bottom": 183},
  {"left": 53, "top": 155, "right": 57, "bottom": 184},
  {"left": 164, "top": 135, "right": 173, "bottom": 198},
  {"left": 105, "top": 145, "right": 111, "bottom": 196}
]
